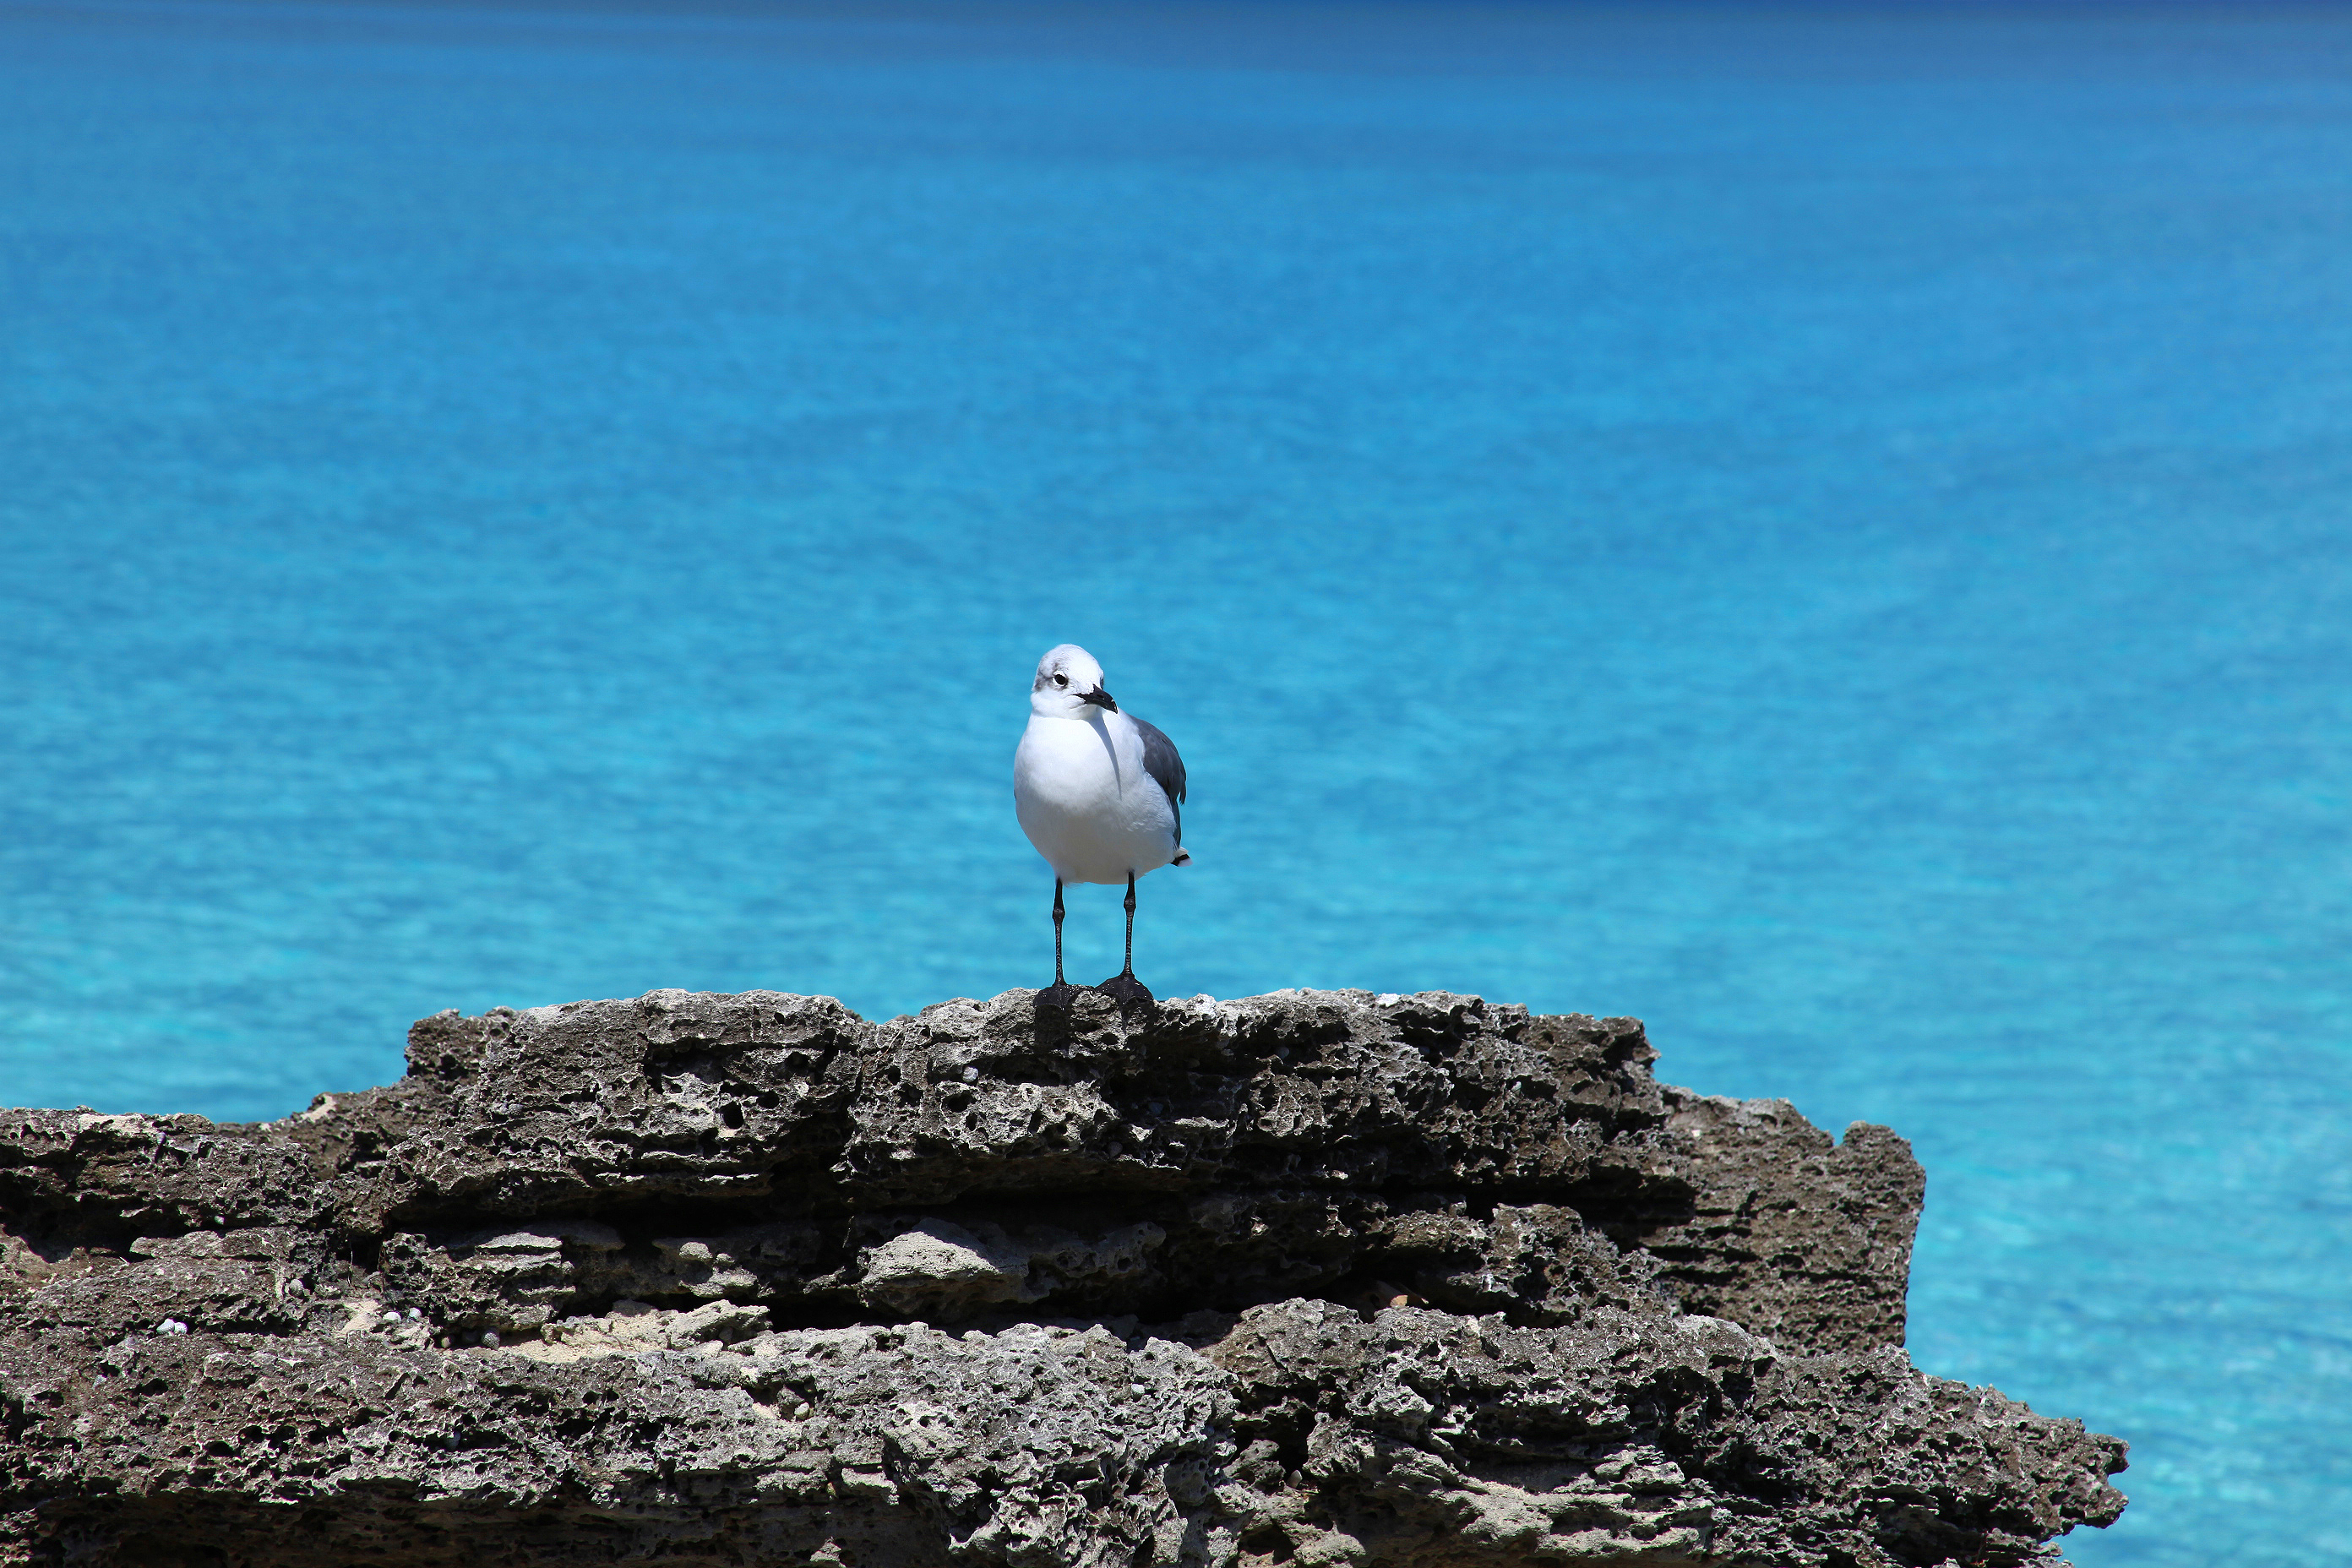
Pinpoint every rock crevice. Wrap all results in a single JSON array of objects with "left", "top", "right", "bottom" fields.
[{"left": 0, "top": 988, "right": 2124, "bottom": 1566}]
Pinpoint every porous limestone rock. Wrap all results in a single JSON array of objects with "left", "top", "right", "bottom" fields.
[{"left": 0, "top": 988, "right": 2125, "bottom": 1565}]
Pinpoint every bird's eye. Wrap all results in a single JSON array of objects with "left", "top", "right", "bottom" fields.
[{"left": 1053, "top": 672, "right": 1068, "bottom": 687}]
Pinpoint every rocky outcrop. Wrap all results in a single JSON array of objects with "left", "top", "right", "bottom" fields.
[{"left": 0, "top": 988, "right": 2125, "bottom": 1566}]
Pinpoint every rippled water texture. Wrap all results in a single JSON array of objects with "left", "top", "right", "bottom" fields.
[{"left": 3, "top": 2, "right": 2348, "bottom": 1559}]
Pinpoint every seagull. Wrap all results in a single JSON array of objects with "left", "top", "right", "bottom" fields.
[{"left": 1013, "top": 644, "right": 1189, "bottom": 1009}]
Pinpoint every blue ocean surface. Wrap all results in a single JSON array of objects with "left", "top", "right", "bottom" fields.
[{"left": 3, "top": 1, "right": 2348, "bottom": 1559}]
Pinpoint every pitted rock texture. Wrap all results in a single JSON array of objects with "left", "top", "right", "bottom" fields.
[{"left": 0, "top": 988, "right": 2125, "bottom": 1566}]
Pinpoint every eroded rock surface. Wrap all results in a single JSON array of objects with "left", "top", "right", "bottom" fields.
[{"left": 0, "top": 988, "right": 2124, "bottom": 1565}]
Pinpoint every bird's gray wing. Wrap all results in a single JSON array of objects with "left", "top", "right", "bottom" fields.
[{"left": 1131, "top": 716, "right": 1187, "bottom": 846}]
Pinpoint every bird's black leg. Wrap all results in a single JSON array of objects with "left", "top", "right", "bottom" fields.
[
  {"left": 1037, "top": 879, "right": 1081, "bottom": 1010},
  {"left": 1094, "top": 872, "right": 1154, "bottom": 1008}
]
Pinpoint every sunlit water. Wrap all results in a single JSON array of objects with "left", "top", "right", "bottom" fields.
[{"left": 3, "top": 3, "right": 2348, "bottom": 1560}]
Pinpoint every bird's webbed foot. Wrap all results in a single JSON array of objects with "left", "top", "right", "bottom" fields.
[
  {"left": 1092, "top": 972, "right": 1155, "bottom": 1009},
  {"left": 1034, "top": 981, "right": 1086, "bottom": 1013}
]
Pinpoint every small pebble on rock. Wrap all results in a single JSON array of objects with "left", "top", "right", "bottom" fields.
[{"left": 480, "top": 1330, "right": 501, "bottom": 1348}]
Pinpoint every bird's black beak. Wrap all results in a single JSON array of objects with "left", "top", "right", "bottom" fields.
[{"left": 1081, "top": 688, "right": 1119, "bottom": 713}]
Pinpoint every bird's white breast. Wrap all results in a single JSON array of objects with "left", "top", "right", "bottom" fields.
[{"left": 1014, "top": 711, "right": 1177, "bottom": 885}]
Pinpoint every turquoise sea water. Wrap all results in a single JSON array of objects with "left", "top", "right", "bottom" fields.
[{"left": 3, "top": 2, "right": 2348, "bottom": 1560}]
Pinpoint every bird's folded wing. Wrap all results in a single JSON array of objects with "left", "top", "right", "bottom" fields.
[{"left": 1131, "top": 716, "right": 1187, "bottom": 843}]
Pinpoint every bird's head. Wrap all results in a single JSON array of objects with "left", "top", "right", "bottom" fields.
[{"left": 1032, "top": 644, "right": 1117, "bottom": 718}]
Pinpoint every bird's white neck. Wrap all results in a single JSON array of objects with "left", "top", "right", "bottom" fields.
[{"left": 1030, "top": 691, "right": 1108, "bottom": 722}]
